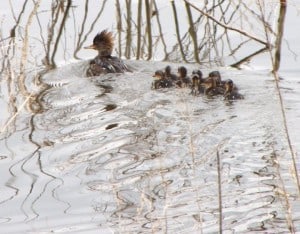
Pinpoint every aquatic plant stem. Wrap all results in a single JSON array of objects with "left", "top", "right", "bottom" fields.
[
  {"left": 217, "top": 150, "right": 223, "bottom": 234},
  {"left": 170, "top": 0, "right": 187, "bottom": 62},
  {"left": 184, "top": 0, "right": 269, "bottom": 47},
  {"left": 260, "top": 0, "right": 300, "bottom": 198},
  {"left": 273, "top": 0, "right": 286, "bottom": 73},
  {"left": 136, "top": 0, "right": 142, "bottom": 59},
  {"left": 272, "top": 145, "right": 296, "bottom": 233},
  {"left": 185, "top": 1, "right": 200, "bottom": 63},
  {"left": 115, "top": 0, "right": 122, "bottom": 57},
  {"left": 145, "top": 0, "right": 153, "bottom": 60},
  {"left": 19, "top": 0, "right": 41, "bottom": 97},
  {"left": 125, "top": 0, "right": 132, "bottom": 59},
  {"left": 50, "top": 0, "right": 72, "bottom": 67}
]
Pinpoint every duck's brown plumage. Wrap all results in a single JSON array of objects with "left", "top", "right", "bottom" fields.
[{"left": 224, "top": 79, "right": 244, "bottom": 100}]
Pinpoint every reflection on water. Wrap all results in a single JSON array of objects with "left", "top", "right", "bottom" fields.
[
  {"left": 1, "top": 60, "right": 300, "bottom": 233},
  {"left": 1, "top": 0, "right": 300, "bottom": 233}
]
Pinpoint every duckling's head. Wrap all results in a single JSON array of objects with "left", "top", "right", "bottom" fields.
[
  {"left": 84, "top": 30, "right": 114, "bottom": 56},
  {"left": 165, "top": 66, "right": 171, "bottom": 75},
  {"left": 153, "top": 70, "right": 164, "bottom": 80},
  {"left": 225, "top": 79, "right": 234, "bottom": 92},
  {"left": 191, "top": 74, "right": 200, "bottom": 86},
  {"left": 209, "top": 71, "right": 221, "bottom": 84},
  {"left": 192, "top": 69, "right": 203, "bottom": 81},
  {"left": 178, "top": 66, "right": 187, "bottom": 78}
]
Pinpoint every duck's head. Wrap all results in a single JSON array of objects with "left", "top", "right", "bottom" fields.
[
  {"left": 178, "top": 66, "right": 187, "bottom": 78},
  {"left": 192, "top": 69, "right": 203, "bottom": 81},
  {"left": 153, "top": 70, "right": 164, "bottom": 80},
  {"left": 209, "top": 71, "right": 221, "bottom": 84},
  {"left": 165, "top": 65, "right": 172, "bottom": 75},
  {"left": 84, "top": 30, "right": 114, "bottom": 56},
  {"left": 191, "top": 74, "right": 200, "bottom": 87},
  {"left": 224, "top": 79, "right": 234, "bottom": 92}
]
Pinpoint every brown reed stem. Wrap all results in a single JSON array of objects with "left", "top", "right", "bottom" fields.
[
  {"left": 125, "top": 0, "right": 132, "bottom": 59},
  {"left": 50, "top": 0, "right": 72, "bottom": 68},
  {"left": 273, "top": 0, "right": 286, "bottom": 73},
  {"left": 217, "top": 150, "right": 223, "bottom": 234},
  {"left": 231, "top": 46, "right": 269, "bottom": 68},
  {"left": 184, "top": 0, "right": 269, "bottom": 47},
  {"left": 115, "top": 0, "right": 122, "bottom": 57},
  {"left": 73, "top": 0, "right": 89, "bottom": 59},
  {"left": 19, "top": 0, "right": 41, "bottom": 97},
  {"left": 185, "top": 1, "right": 200, "bottom": 63},
  {"left": 136, "top": 0, "right": 142, "bottom": 59},
  {"left": 153, "top": 0, "right": 168, "bottom": 61},
  {"left": 170, "top": 0, "right": 187, "bottom": 62},
  {"left": 145, "top": 0, "right": 152, "bottom": 60}
]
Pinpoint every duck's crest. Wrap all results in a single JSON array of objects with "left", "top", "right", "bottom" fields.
[{"left": 93, "top": 30, "right": 114, "bottom": 54}]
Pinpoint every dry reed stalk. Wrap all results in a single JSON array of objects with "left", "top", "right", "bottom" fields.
[
  {"left": 145, "top": 0, "right": 153, "bottom": 60},
  {"left": 115, "top": 0, "right": 122, "bottom": 56},
  {"left": 136, "top": 0, "right": 142, "bottom": 59},
  {"left": 184, "top": 0, "right": 269, "bottom": 47},
  {"left": 73, "top": 0, "right": 89, "bottom": 59},
  {"left": 271, "top": 145, "right": 296, "bottom": 233},
  {"left": 44, "top": 1, "right": 61, "bottom": 67},
  {"left": 273, "top": 0, "right": 286, "bottom": 73},
  {"left": 50, "top": 0, "right": 72, "bottom": 67},
  {"left": 185, "top": 1, "right": 200, "bottom": 63},
  {"left": 170, "top": 0, "right": 187, "bottom": 62},
  {"left": 153, "top": 0, "right": 168, "bottom": 61},
  {"left": 125, "top": 0, "right": 132, "bottom": 59},
  {"left": 19, "top": 0, "right": 42, "bottom": 97},
  {"left": 216, "top": 150, "right": 223, "bottom": 234},
  {"left": 257, "top": 0, "right": 300, "bottom": 198},
  {"left": 74, "top": 1, "right": 107, "bottom": 56}
]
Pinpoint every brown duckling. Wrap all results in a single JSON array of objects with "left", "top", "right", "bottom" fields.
[
  {"left": 152, "top": 70, "right": 173, "bottom": 89},
  {"left": 176, "top": 66, "right": 191, "bottom": 88},
  {"left": 85, "top": 30, "right": 131, "bottom": 76},
  {"left": 203, "top": 76, "right": 224, "bottom": 96},
  {"left": 191, "top": 70, "right": 205, "bottom": 95},
  {"left": 224, "top": 79, "right": 244, "bottom": 100},
  {"left": 164, "top": 65, "right": 178, "bottom": 81},
  {"left": 209, "top": 71, "right": 222, "bottom": 86}
]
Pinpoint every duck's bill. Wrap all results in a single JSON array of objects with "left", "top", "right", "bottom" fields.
[{"left": 84, "top": 44, "right": 97, "bottom": 49}]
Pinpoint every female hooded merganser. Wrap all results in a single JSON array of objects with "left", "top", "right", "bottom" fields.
[
  {"left": 176, "top": 66, "right": 191, "bottom": 88},
  {"left": 224, "top": 79, "right": 244, "bottom": 100},
  {"left": 152, "top": 70, "right": 173, "bottom": 89},
  {"left": 164, "top": 65, "right": 178, "bottom": 81},
  {"left": 85, "top": 30, "right": 131, "bottom": 77}
]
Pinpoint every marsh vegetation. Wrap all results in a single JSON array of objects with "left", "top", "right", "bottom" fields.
[{"left": 1, "top": 0, "right": 299, "bottom": 233}]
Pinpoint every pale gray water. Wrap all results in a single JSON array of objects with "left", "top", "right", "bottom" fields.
[
  {"left": 1, "top": 59, "right": 300, "bottom": 233},
  {"left": 1, "top": 0, "right": 300, "bottom": 233}
]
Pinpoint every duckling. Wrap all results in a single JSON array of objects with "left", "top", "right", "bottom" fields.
[
  {"left": 85, "top": 30, "right": 131, "bottom": 76},
  {"left": 152, "top": 70, "right": 173, "bottom": 89},
  {"left": 207, "top": 70, "right": 227, "bottom": 95},
  {"left": 164, "top": 65, "right": 178, "bottom": 81},
  {"left": 191, "top": 73, "right": 200, "bottom": 95},
  {"left": 209, "top": 71, "right": 222, "bottom": 86},
  {"left": 224, "top": 79, "right": 244, "bottom": 100},
  {"left": 176, "top": 66, "right": 191, "bottom": 88},
  {"left": 203, "top": 77, "right": 216, "bottom": 96},
  {"left": 191, "top": 70, "right": 205, "bottom": 95}
]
